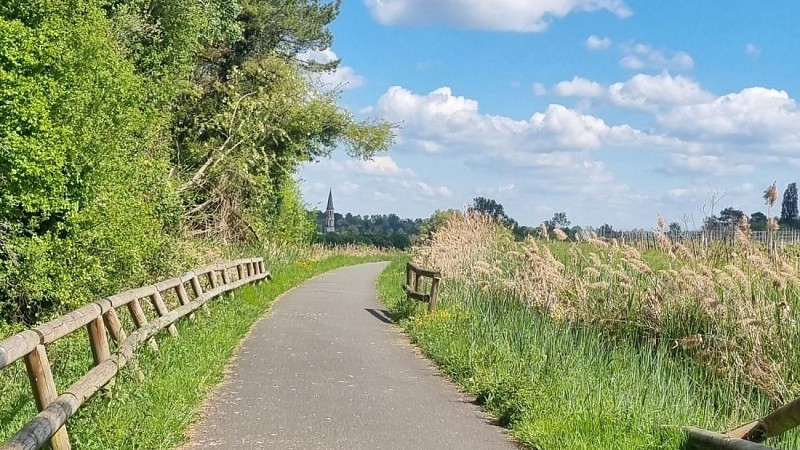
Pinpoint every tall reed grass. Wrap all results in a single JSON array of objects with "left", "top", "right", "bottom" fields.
[{"left": 414, "top": 212, "right": 800, "bottom": 404}]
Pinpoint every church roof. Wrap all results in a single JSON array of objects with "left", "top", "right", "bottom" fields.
[{"left": 326, "top": 189, "right": 334, "bottom": 211}]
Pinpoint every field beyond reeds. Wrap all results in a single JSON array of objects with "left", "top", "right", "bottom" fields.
[{"left": 378, "top": 212, "right": 800, "bottom": 449}]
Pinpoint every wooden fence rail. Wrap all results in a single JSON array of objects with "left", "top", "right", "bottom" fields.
[
  {"left": 0, "top": 257, "right": 270, "bottom": 450},
  {"left": 402, "top": 262, "right": 441, "bottom": 312},
  {"left": 686, "top": 394, "right": 800, "bottom": 449}
]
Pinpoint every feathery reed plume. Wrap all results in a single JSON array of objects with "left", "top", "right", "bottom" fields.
[
  {"left": 764, "top": 182, "right": 778, "bottom": 207},
  {"left": 767, "top": 217, "right": 780, "bottom": 233},
  {"left": 539, "top": 222, "right": 549, "bottom": 240},
  {"left": 738, "top": 215, "right": 752, "bottom": 239},
  {"left": 657, "top": 215, "right": 665, "bottom": 231},
  {"left": 413, "top": 190, "right": 800, "bottom": 400},
  {"left": 553, "top": 228, "right": 569, "bottom": 241}
]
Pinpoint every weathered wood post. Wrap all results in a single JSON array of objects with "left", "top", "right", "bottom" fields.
[
  {"left": 103, "top": 308, "right": 145, "bottom": 382},
  {"left": 190, "top": 274, "right": 210, "bottom": 315},
  {"left": 428, "top": 277, "right": 441, "bottom": 313},
  {"left": 128, "top": 299, "right": 159, "bottom": 352},
  {"left": 87, "top": 317, "right": 111, "bottom": 366},
  {"left": 207, "top": 270, "right": 218, "bottom": 289},
  {"left": 149, "top": 292, "right": 178, "bottom": 337},
  {"left": 24, "top": 345, "right": 71, "bottom": 450},
  {"left": 406, "top": 263, "right": 413, "bottom": 294},
  {"left": 175, "top": 283, "right": 195, "bottom": 321}
]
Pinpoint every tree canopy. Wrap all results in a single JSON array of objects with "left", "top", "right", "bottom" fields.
[{"left": 0, "top": 0, "right": 393, "bottom": 324}]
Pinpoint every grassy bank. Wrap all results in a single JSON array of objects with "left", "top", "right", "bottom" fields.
[
  {"left": 378, "top": 258, "right": 799, "bottom": 449},
  {"left": 1, "top": 254, "right": 386, "bottom": 449}
]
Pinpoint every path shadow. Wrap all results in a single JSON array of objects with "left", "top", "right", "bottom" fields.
[{"left": 365, "top": 308, "right": 394, "bottom": 324}]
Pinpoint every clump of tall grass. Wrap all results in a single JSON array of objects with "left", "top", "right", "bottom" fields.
[{"left": 414, "top": 210, "right": 800, "bottom": 402}]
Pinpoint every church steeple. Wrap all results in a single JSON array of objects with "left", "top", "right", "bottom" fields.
[{"left": 324, "top": 189, "right": 335, "bottom": 233}]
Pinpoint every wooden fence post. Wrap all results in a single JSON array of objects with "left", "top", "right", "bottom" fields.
[
  {"left": 190, "top": 275, "right": 210, "bottom": 315},
  {"left": 406, "top": 264, "right": 413, "bottom": 291},
  {"left": 128, "top": 299, "right": 159, "bottom": 352},
  {"left": 104, "top": 309, "right": 144, "bottom": 382},
  {"left": 428, "top": 277, "right": 441, "bottom": 313},
  {"left": 175, "top": 283, "right": 195, "bottom": 321},
  {"left": 87, "top": 317, "right": 111, "bottom": 366},
  {"left": 149, "top": 292, "right": 178, "bottom": 337},
  {"left": 24, "top": 345, "right": 71, "bottom": 450},
  {"left": 237, "top": 264, "right": 244, "bottom": 281},
  {"left": 207, "top": 271, "right": 218, "bottom": 290},
  {"left": 220, "top": 268, "right": 234, "bottom": 298}
]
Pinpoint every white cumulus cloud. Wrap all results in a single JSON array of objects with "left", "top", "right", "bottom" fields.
[
  {"left": 608, "top": 72, "right": 714, "bottom": 109},
  {"left": 657, "top": 87, "right": 800, "bottom": 153},
  {"left": 619, "top": 43, "right": 694, "bottom": 71},
  {"left": 550, "top": 72, "right": 713, "bottom": 110},
  {"left": 346, "top": 156, "right": 415, "bottom": 177},
  {"left": 586, "top": 35, "right": 612, "bottom": 50},
  {"left": 367, "top": 86, "right": 665, "bottom": 158},
  {"left": 553, "top": 76, "right": 605, "bottom": 97},
  {"left": 363, "top": 0, "right": 632, "bottom": 32}
]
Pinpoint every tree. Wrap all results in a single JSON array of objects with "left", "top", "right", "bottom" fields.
[
  {"left": 472, "top": 197, "right": 506, "bottom": 221},
  {"left": 546, "top": 212, "right": 571, "bottom": 229},
  {"left": 162, "top": 0, "right": 394, "bottom": 242},
  {"left": 781, "top": 182, "right": 799, "bottom": 223},
  {"left": 750, "top": 212, "right": 768, "bottom": 231},
  {"left": 418, "top": 209, "right": 463, "bottom": 239},
  {"left": 668, "top": 222, "right": 682, "bottom": 235},
  {"left": 598, "top": 224, "right": 616, "bottom": 238},
  {"left": 471, "top": 197, "right": 518, "bottom": 229},
  {"left": 717, "top": 207, "right": 745, "bottom": 229}
]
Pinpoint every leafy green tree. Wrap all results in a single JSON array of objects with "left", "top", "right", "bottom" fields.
[
  {"left": 418, "top": 209, "right": 463, "bottom": 240},
  {"left": 717, "top": 207, "right": 745, "bottom": 229},
  {"left": 174, "top": 15, "right": 393, "bottom": 241},
  {"left": 546, "top": 212, "right": 571, "bottom": 229},
  {"left": 781, "top": 182, "right": 799, "bottom": 223},
  {"left": 0, "top": 0, "right": 394, "bottom": 324},
  {"left": 471, "top": 197, "right": 517, "bottom": 229},
  {"left": 750, "top": 212, "right": 767, "bottom": 231},
  {"left": 0, "top": 1, "right": 182, "bottom": 322}
]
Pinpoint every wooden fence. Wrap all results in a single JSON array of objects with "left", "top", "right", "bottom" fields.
[
  {"left": 402, "top": 262, "right": 441, "bottom": 312},
  {"left": 0, "top": 257, "right": 270, "bottom": 450},
  {"left": 686, "top": 395, "right": 800, "bottom": 449},
  {"left": 600, "top": 230, "right": 800, "bottom": 250}
]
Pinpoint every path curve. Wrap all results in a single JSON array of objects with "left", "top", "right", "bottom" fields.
[{"left": 184, "top": 262, "right": 516, "bottom": 449}]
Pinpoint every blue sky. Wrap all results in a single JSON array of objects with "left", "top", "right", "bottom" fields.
[{"left": 299, "top": 1, "right": 800, "bottom": 230}]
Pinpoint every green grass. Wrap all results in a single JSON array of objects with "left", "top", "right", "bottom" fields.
[
  {"left": 1, "top": 254, "right": 386, "bottom": 449},
  {"left": 377, "top": 258, "right": 800, "bottom": 449}
]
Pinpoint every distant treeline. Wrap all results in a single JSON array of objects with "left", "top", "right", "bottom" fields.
[{"left": 313, "top": 212, "right": 422, "bottom": 249}]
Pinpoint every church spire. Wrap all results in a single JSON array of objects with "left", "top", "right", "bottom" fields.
[
  {"left": 326, "top": 189, "right": 334, "bottom": 211},
  {"left": 324, "top": 189, "right": 335, "bottom": 233}
]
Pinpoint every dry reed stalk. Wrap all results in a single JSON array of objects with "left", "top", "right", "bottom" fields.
[{"left": 413, "top": 211, "right": 800, "bottom": 400}]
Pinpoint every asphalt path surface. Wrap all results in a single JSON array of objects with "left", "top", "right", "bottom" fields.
[{"left": 184, "top": 262, "right": 516, "bottom": 449}]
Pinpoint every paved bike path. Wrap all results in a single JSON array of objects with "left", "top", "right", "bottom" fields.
[{"left": 184, "top": 262, "right": 515, "bottom": 449}]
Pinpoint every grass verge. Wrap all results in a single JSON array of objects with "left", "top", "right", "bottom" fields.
[
  {"left": 1, "top": 254, "right": 385, "bottom": 449},
  {"left": 377, "top": 258, "right": 799, "bottom": 449}
]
